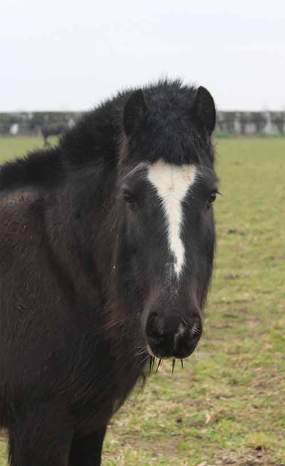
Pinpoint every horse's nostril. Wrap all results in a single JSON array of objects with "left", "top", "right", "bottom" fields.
[
  {"left": 145, "top": 312, "right": 160, "bottom": 339},
  {"left": 188, "top": 315, "right": 203, "bottom": 338}
]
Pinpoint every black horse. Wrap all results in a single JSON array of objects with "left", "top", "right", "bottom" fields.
[
  {"left": 0, "top": 80, "right": 218, "bottom": 466},
  {"left": 40, "top": 122, "right": 69, "bottom": 146}
]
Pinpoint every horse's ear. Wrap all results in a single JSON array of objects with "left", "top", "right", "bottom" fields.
[
  {"left": 192, "top": 86, "right": 216, "bottom": 135},
  {"left": 124, "top": 89, "right": 148, "bottom": 137}
]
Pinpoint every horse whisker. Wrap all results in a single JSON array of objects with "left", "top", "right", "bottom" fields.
[
  {"left": 156, "top": 358, "right": 162, "bottom": 373},
  {"left": 149, "top": 356, "right": 155, "bottom": 374}
]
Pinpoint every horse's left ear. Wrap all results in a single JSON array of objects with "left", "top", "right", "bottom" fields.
[
  {"left": 124, "top": 89, "right": 148, "bottom": 137},
  {"left": 192, "top": 86, "right": 216, "bottom": 135}
]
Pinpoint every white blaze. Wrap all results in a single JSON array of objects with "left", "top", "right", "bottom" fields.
[{"left": 147, "top": 160, "right": 197, "bottom": 276}]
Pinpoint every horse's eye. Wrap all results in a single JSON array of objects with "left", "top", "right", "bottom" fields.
[
  {"left": 208, "top": 192, "right": 217, "bottom": 204},
  {"left": 123, "top": 191, "right": 135, "bottom": 204}
]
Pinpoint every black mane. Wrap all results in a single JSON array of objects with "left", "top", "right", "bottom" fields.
[{"left": 0, "top": 79, "right": 213, "bottom": 193}]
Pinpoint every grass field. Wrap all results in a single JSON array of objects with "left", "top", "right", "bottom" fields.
[{"left": 0, "top": 137, "right": 285, "bottom": 466}]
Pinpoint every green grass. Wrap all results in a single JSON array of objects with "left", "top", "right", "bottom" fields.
[
  {"left": 0, "top": 137, "right": 285, "bottom": 466},
  {"left": 0, "top": 137, "right": 57, "bottom": 163}
]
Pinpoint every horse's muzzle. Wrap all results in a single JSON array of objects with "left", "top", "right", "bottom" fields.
[{"left": 145, "top": 312, "right": 202, "bottom": 359}]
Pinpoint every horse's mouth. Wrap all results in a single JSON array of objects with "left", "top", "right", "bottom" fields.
[{"left": 146, "top": 341, "right": 198, "bottom": 360}]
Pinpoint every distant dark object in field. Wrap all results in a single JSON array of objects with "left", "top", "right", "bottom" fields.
[
  {"left": 0, "top": 79, "right": 218, "bottom": 466},
  {"left": 271, "top": 113, "right": 285, "bottom": 134},
  {"left": 40, "top": 122, "right": 69, "bottom": 146},
  {"left": 228, "top": 229, "right": 246, "bottom": 236}
]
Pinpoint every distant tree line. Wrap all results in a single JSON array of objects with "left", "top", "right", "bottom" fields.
[{"left": 0, "top": 111, "right": 285, "bottom": 136}]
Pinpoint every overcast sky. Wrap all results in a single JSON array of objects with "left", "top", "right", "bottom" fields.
[{"left": 1, "top": 0, "right": 284, "bottom": 112}]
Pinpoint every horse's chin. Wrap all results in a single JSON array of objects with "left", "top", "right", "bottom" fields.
[
  {"left": 146, "top": 345, "right": 172, "bottom": 360},
  {"left": 146, "top": 342, "right": 198, "bottom": 360}
]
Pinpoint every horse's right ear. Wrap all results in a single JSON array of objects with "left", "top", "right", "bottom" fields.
[{"left": 123, "top": 89, "right": 148, "bottom": 137}]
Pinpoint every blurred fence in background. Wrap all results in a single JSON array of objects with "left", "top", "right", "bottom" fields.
[
  {"left": 0, "top": 111, "right": 285, "bottom": 136},
  {"left": 0, "top": 112, "right": 78, "bottom": 137},
  {"left": 216, "top": 111, "right": 285, "bottom": 135}
]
